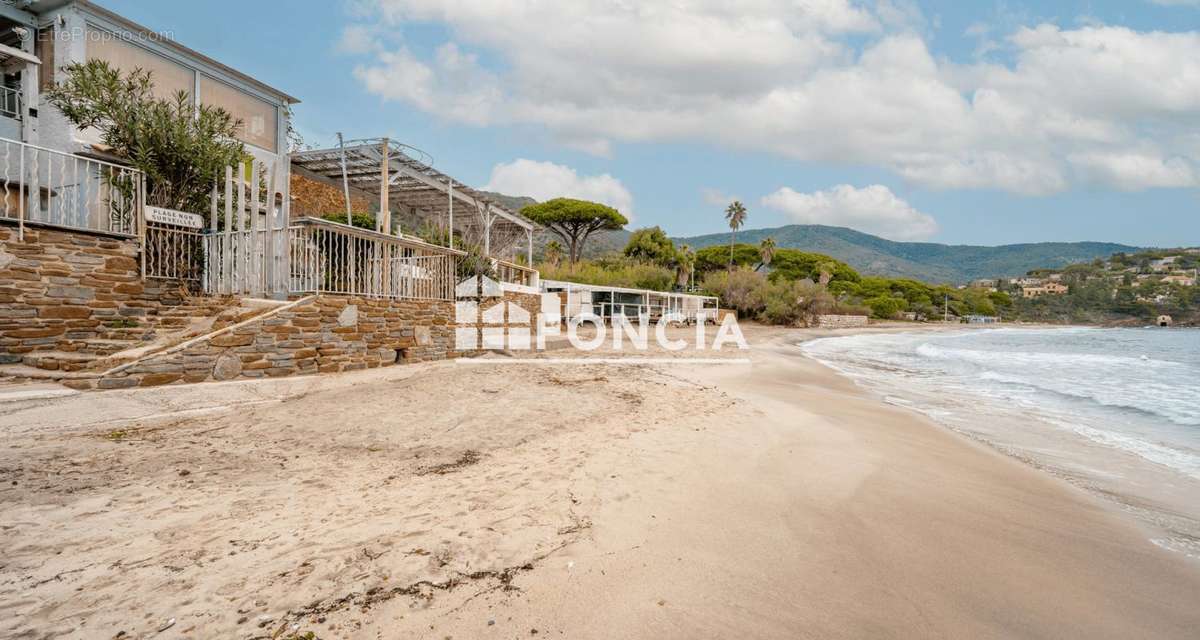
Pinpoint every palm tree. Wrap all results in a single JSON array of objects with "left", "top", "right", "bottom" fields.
[
  {"left": 544, "top": 240, "right": 564, "bottom": 268},
  {"left": 724, "top": 200, "right": 747, "bottom": 269},
  {"left": 757, "top": 236, "right": 776, "bottom": 272}
]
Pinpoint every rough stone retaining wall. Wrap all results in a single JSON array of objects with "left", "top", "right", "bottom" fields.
[
  {"left": 0, "top": 224, "right": 190, "bottom": 361},
  {"left": 85, "top": 290, "right": 545, "bottom": 389},
  {"left": 2, "top": 221, "right": 551, "bottom": 388},
  {"left": 815, "top": 314, "right": 870, "bottom": 329},
  {"left": 87, "top": 295, "right": 455, "bottom": 389}
]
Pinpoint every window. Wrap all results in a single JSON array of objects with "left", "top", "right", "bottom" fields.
[
  {"left": 199, "top": 75, "right": 277, "bottom": 152},
  {"left": 36, "top": 29, "right": 53, "bottom": 91},
  {"left": 86, "top": 28, "right": 194, "bottom": 102}
]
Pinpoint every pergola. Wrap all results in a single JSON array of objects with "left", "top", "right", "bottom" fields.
[{"left": 289, "top": 138, "right": 536, "bottom": 263}]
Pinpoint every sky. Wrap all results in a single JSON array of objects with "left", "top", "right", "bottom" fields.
[{"left": 98, "top": 0, "right": 1200, "bottom": 247}]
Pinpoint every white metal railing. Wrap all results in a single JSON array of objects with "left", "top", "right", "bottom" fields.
[
  {"left": 287, "top": 218, "right": 461, "bottom": 301},
  {"left": 145, "top": 223, "right": 203, "bottom": 280},
  {"left": 494, "top": 258, "right": 538, "bottom": 288},
  {"left": 588, "top": 301, "right": 718, "bottom": 324},
  {"left": 0, "top": 136, "right": 144, "bottom": 237},
  {"left": 0, "top": 87, "right": 20, "bottom": 119}
]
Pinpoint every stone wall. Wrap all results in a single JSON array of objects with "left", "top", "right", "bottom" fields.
[
  {"left": 815, "top": 314, "right": 870, "bottom": 329},
  {"left": 3, "top": 222, "right": 548, "bottom": 389},
  {"left": 89, "top": 295, "right": 456, "bottom": 389},
  {"left": 0, "top": 224, "right": 190, "bottom": 362}
]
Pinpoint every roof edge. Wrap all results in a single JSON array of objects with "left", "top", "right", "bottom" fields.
[{"left": 75, "top": 0, "right": 300, "bottom": 104}]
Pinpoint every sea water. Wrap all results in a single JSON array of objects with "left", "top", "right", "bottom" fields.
[{"left": 801, "top": 327, "right": 1200, "bottom": 558}]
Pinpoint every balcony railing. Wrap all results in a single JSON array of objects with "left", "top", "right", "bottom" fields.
[
  {"left": 0, "top": 136, "right": 144, "bottom": 238},
  {"left": 494, "top": 258, "right": 539, "bottom": 289},
  {"left": 286, "top": 217, "right": 463, "bottom": 301}
]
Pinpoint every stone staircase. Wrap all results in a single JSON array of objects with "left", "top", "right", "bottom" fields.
[{"left": 0, "top": 296, "right": 283, "bottom": 383}]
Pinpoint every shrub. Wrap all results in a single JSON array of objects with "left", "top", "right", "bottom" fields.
[
  {"left": 865, "top": 295, "right": 906, "bottom": 319},
  {"left": 758, "top": 279, "right": 838, "bottom": 326},
  {"left": 321, "top": 211, "right": 376, "bottom": 229},
  {"left": 623, "top": 226, "right": 677, "bottom": 266},
  {"left": 539, "top": 259, "right": 675, "bottom": 292},
  {"left": 701, "top": 268, "right": 767, "bottom": 317},
  {"left": 46, "top": 60, "right": 245, "bottom": 213}
]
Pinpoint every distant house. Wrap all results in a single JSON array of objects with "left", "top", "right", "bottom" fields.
[
  {"left": 964, "top": 315, "right": 1000, "bottom": 324},
  {"left": 1011, "top": 277, "right": 1043, "bottom": 287},
  {"left": 970, "top": 278, "right": 997, "bottom": 289},
  {"left": 1150, "top": 257, "right": 1180, "bottom": 273},
  {"left": 1162, "top": 274, "right": 1196, "bottom": 286},
  {"left": 1021, "top": 282, "right": 1068, "bottom": 298},
  {"left": 1, "top": 0, "right": 297, "bottom": 166}
]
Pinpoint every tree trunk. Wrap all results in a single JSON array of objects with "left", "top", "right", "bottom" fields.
[
  {"left": 568, "top": 235, "right": 581, "bottom": 265},
  {"left": 728, "top": 231, "right": 735, "bottom": 269}
]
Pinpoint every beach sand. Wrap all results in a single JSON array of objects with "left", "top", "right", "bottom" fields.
[{"left": 1, "top": 324, "right": 1198, "bottom": 639}]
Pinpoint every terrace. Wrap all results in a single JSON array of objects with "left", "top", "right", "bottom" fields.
[{"left": 290, "top": 138, "right": 538, "bottom": 288}]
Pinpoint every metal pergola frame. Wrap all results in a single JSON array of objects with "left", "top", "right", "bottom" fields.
[{"left": 289, "top": 138, "right": 536, "bottom": 262}]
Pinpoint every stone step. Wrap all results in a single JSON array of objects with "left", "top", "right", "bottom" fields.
[
  {"left": 22, "top": 351, "right": 101, "bottom": 372},
  {"left": 0, "top": 364, "right": 99, "bottom": 381},
  {"left": 80, "top": 338, "right": 143, "bottom": 356}
]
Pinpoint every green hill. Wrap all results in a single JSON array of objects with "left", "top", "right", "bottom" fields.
[
  {"left": 673, "top": 225, "right": 1138, "bottom": 284},
  {"left": 491, "top": 190, "right": 1138, "bottom": 283}
]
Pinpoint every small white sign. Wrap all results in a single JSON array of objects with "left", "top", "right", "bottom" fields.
[{"left": 145, "top": 206, "right": 204, "bottom": 229}]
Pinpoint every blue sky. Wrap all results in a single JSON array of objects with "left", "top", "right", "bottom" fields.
[{"left": 101, "top": 0, "right": 1200, "bottom": 247}]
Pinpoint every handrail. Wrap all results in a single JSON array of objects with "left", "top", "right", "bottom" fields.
[
  {"left": 292, "top": 215, "right": 466, "bottom": 257},
  {"left": 0, "top": 135, "right": 145, "bottom": 239}
]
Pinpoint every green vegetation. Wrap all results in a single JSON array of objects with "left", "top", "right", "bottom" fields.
[
  {"left": 1005, "top": 249, "right": 1199, "bottom": 325},
  {"left": 46, "top": 59, "right": 246, "bottom": 214},
  {"left": 542, "top": 234, "right": 1012, "bottom": 325},
  {"left": 539, "top": 257, "right": 675, "bottom": 291},
  {"left": 675, "top": 223, "right": 1137, "bottom": 283},
  {"left": 623, "top": 226, "right": 677, "bottom": 264},
  {"left": 321, "top": 211, "right": 377, "bottom": 229},
  {"left": 724, "top": 201, "right": 748, "bottom": 268},
  {"left": 521, "top": 198, "right": 628, "bottom": 264}
]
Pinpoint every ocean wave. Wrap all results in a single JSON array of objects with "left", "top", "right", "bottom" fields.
[
  {"left": 1044, "top": 418, "right": 1200, "bottom": 480},
  {"left": 976, "top": 371, "right": 1200, "bottom": 426},
  {"left": 913, "top": 343, "right": 1185, "bottom": 369}
]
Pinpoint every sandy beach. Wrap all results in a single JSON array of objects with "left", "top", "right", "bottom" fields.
[{"left": 1, "top": 323, "right": 1198, "bottom": 639}]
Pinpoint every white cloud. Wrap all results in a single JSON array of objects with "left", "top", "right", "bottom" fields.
[
  {"left": 1069, "top": 152, "right": 1197, "bottom": 190},
  {"left": 701, "top": 188, "right": 737, "bottom": 207},
  {"left": 352, "top": 42, "right": 501, "bottom": 126},
  {"left": 761, "top": 184, "right": 939, "bottom": 240},
  {"left": 345, "top": 2, "right": 1200, "bottom": 194},
  {"left": 483, "top": 159, "right": 634, "bottom": 218}
]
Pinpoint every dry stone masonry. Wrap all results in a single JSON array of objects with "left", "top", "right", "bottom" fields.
[
  {"left": 0, "top": 225, "right": 195, "bottom": 364},
  {"left": 2, "top": 222, "right": 549, "bottom": 390}
]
